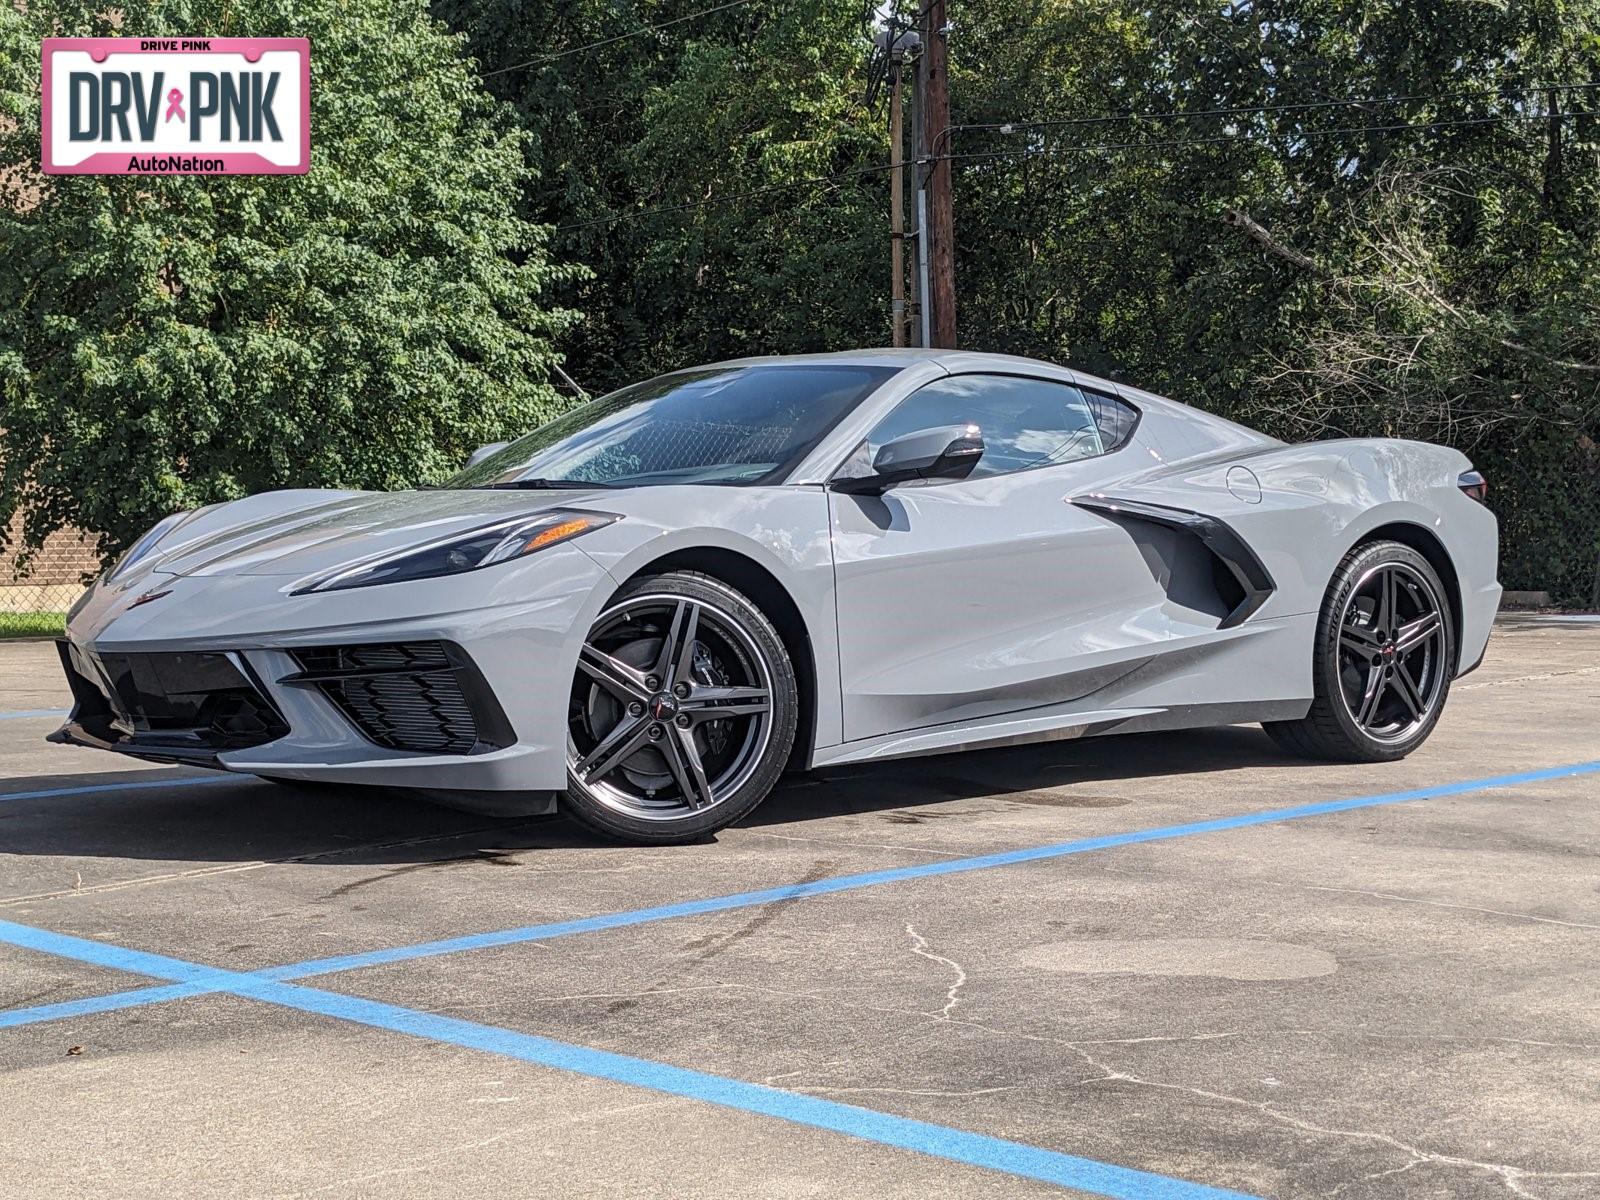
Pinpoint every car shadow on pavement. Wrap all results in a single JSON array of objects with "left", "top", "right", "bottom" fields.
[
  {"left": 0, "top": 726, "right": 1301, "bottom": 870},
  {"left": 748, "top": 724, "right": 1302, "bottom": 828}
]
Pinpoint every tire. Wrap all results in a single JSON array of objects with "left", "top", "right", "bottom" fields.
[
  {"left": 1265, "top": 540, "right": 1455, "bottom": 763},
  {"left": 561, "top": 570, "right": 799, "bottom": 844}
]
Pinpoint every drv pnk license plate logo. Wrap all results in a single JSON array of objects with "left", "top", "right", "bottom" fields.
[{"left": 42, "top": 38, "right": 310, "bottom": 175}]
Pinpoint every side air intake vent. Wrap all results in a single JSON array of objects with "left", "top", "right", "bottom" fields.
[
  {"left": 285, "top": 641, "right": 513, "bottom": 755},
  {"left": 1071, "top": 495, "right": 1277, "bottom": 629}
]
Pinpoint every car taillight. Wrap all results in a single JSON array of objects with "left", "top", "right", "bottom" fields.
[{"left": 1458, "top": 469, "right": 1489, "bottom": 503}]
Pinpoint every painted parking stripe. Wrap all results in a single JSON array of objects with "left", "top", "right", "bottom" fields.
[
  {"left": 0, "top": 776, "right": 235, "bottom": 804},
  {"left": 0, "top": 982, "right": 216, "bottom": 1028},
  {"left": 256, "top": 982, "right": 1260, "bottom": 1200},
  {"left": 0, "top": 918, "right": 1257, "bottom": 1200},
  {"left": 261, "top": 756, "right": 1600, "bottom": 982},
  {"left": 0, "top": 918, "right": 255, "bottom": 982},
  {"left": 0, "top": 709, "right": 67, "bottom": 721},
  {"left": 4, "top": 757, "right": 1599, "bottom": 1031}
]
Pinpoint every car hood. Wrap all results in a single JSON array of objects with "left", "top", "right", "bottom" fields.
[{"left": 144, "top": 487, "right": 617, "bottom": 580}]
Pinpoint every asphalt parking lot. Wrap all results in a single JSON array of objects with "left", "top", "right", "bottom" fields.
[{"left": 1, "top": 615, "right": 1597, "bottom": 1199}]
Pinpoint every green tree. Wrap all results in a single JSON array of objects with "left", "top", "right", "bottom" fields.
[
  {"left": 0, "top": 0, "right": 580, "bottom": 564},
  {"left": 434, "top": 0, "right": 888, "bottom": 393},
  {"left": 944, "top": 0, "right": 1600, "bottom": 600},
  {"left": 440, "top": 0, "right": 1600, "bottom": 598}
]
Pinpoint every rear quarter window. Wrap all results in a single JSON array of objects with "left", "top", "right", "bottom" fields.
[{"left": 1083, "top": 389, "right": 1140, "bottom": 452}]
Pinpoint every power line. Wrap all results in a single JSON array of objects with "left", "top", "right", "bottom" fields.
[
  {"left": 553, "top": 106, "right": 1588, "bottom": 235},
  {"left": 555, "top": 160, "right": 902, "bottom": 232},
  {"left": 941, "top": 109, "right": 1589, "bottom": 168},
  {"left": 934, "top": 80, "right": 1600, "bottom": 153},
  {"left": 481, "top": 0, "right": 761, "bottom": 78}
]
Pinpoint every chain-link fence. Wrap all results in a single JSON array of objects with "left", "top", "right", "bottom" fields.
[{"left": 1, "top": 514, "right": 96, "bottom": 639}]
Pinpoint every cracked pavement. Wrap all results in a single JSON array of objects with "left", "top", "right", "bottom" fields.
[{"left": 1, "top": 613, "right": 1598, "bottom": 1198}]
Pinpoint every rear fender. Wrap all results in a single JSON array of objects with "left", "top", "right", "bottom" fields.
[{"left": 1072, "top": 438, "right": 1492, "bottom": 632}]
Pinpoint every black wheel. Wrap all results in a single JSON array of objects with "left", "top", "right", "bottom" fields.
[
  {"left": 562, "top": 571, "right": 798, "bottom": 844},
  {"left": 1266, "top": 540, "right": 1455, "bottom": 762}
]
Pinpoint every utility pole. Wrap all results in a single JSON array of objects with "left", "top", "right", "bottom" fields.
[
  {"left": 877, "top": 26, "right": 920, "bottom": 347},
  {"left": 887, "top": 42, "right": 907, "bottom": 345},
  {"left": 909, "top": 33, "right": 927, "bottom": 348},
  {"left": 918, "top": 0, "right": 956, "bottom": 348}
]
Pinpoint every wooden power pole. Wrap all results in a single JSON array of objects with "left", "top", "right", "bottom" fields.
[
  {"left": 918, "top": 0, "right": 956, "bottom": 348},
  {"left": 878, "top": 26, "right": 920, "bottom": 346},
  {"left": 888, "top": 58, "right": 906, "bottom": 346}
]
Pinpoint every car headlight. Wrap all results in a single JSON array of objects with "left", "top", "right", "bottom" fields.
[
  {"left": 105, "top": 511, "right": 194, "bottom": 583},
  {"left": 295, "top": 509, "right": 620, "bottom": 594}
]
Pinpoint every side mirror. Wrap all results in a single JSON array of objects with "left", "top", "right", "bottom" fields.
[
  {"left": 831, "top": 424, "right": 984, "bottom": 496},
  {"left": 466, "top": 441, "right": 509, "bottom": 469}
]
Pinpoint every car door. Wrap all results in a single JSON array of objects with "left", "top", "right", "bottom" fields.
[{"left": 828, "top": 371, "right": 1172, "bottom": 742}]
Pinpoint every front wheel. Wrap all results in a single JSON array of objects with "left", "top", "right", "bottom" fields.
[
  {"left": 562, "top": 571, "right": 798, "bottom": 844},
  {"left": 1266, "top": 540, "right": 1455, "bottom": 762}
]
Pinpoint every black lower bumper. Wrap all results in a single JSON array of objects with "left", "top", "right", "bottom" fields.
[
  {"left": 50, "top": 640, "right": 289, "bottom": 767},
  {"left": 46, "top": 718, "right": 235, "bottom": 768}
]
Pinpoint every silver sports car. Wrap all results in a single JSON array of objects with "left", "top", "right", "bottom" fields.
[{"left": 53, "top": 350, "right": 1500, "bottom": 843}]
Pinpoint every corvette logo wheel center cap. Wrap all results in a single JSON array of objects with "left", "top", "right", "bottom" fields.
[{"left": 650, "top": 693, "right": 679, "bottom": 721}]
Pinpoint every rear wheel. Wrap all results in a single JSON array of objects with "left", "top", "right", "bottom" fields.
[
  {"left": 562, "top": 571, "right": 798, "bottom": 844},
  {"left": 1266, "top": 540, "right": 1454, "bottom": 762}
]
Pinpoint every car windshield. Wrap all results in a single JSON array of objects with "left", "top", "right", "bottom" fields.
[{"left": 445, "top": 364, "right": 899, "bottom": 489}]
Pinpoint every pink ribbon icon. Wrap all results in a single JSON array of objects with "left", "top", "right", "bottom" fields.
[{"left": 164, "top": 88, "right": 185, "bottom": 123}]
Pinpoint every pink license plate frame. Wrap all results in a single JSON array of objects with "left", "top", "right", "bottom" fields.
[{"left": 41, "top": 37, "right": 311, "bottom": 175}]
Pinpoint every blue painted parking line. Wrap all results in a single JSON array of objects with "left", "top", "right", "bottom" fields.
[
  {"left": 261, "top": 755, "right": 1600, "bottom": 981},
  {"left": 0, "top": 775, "right": 236, "bottom": 804},
  {"left": 257, "top": 982, "right": 1261, "bottom": 1199},
  {"left": 0, "top": 981, "right": 216, "bottom": 1029},
  {"left": 0, "top": 709, "right": 67, "bottom": 721},
  {"left": 0, "top": 918, "right": 1257, "bottom": 1199},
  {"left": 4, "top": 757, "right": 1598, "bottom": 1032},
  {"left": 0, "top": 917, "right": 256, "bottom": 983}
]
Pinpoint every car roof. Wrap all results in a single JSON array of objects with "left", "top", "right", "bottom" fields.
[
  {"left": 686, "top": 348, "right": 1128, "bottom": 393},
  {"left": 690, "top": 350, "right": 1279, "bottom": 451}
]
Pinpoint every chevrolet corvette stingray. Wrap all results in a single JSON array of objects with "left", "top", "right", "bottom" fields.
[{"left": 52, "top": 351, "right": 1500, "bottom": 843}]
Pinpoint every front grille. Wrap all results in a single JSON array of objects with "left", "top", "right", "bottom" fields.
[
  {"left": 287, "top": 641, "right": 510, "bottom": 756},
  {"left": 57, "top": 641, "right": 289, "bottom": 751}
]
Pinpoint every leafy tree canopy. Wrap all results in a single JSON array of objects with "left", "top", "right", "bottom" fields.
[
  {"left": 435, "top": 0, "right": 889, "bottom": 393},
  {"left": 446, "top": 0, "right": 1600, "bottom": 600},
  {"left": 4, "top": 0, "right": 1599, "bottom": 599},
  {"left": 0, "top": 0, "right": 580, "bottom": 561},
  {"left": 943, "top": 0, "right": 1600, "bottom": 600}
]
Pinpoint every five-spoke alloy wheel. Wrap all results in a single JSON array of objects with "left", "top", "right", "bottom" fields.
[
  {"left": 1334, "top": 560, "right": 1448, "bottom": 742},
  {"left": 1266, "top": 540, "right": 1456, "bottom": 762},
  {"left": 564, "top": 571, "right": 798, "bottom": 843}
]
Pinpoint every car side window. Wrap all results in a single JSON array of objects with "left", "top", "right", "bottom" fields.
[
  {"left": 864, "top": 374, "right": 1111, "bottom": 480},
  {"left": 1082, "top": 388, "right": 1140, "bottom": 452}
]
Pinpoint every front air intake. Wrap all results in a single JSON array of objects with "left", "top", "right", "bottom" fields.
[
  {"left": 55, "top": 641, "right": 289, "bottom": 756},
  {"left": 285, "top": 641, "right": 513, "bottom": 756}
]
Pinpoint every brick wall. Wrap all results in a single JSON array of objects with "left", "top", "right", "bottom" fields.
[
  {"left": 2, "top": 123, "right": 90, "bottom": 619},
  {"left": 1, "top": 511, "right": 98, "bottom": 613}
]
